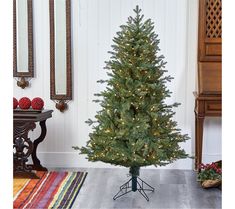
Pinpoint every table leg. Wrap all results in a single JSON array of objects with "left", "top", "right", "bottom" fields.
[
  {"left": 14, "top": 121, "right": 39, "bottom": 179},
  {"left": 31, "top": 120, "right": 48, "bottom": 171},
  {"left": 195, "top": 115, "right": 204, "bottom": 170}
]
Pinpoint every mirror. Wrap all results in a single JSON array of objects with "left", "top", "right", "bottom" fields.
[
  {"left": 50, "top": 0, "right": 72, "bottom": 112},
  {"left": 13, "top": 0, "right": 34, "bottom": 89}
]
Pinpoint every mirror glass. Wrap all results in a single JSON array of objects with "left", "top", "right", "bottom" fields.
[
  {"left": 54, "top": 0, "right": 67, "bottom": 95},
  {"left": 16, "top": 0, "right": 29, "bottom": 72}
]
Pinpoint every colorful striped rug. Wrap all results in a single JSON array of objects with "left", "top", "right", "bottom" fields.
[{"left": 13, "top": 171, "right": 87, "bottom": 209}]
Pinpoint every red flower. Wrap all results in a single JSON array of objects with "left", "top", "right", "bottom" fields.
[
  {"left": 210, "top": 163, "right": 216, "bottom": 169},
  {"left": 204, "top": 164, "right": 210, "bottom": 169},
  {"left": 198, "top": 163, "right": 205, "bottom": 169}
]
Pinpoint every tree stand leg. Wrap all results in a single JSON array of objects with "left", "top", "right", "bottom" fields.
[{"left": 113, "top": 167, "right": 155, "bottom": 201}]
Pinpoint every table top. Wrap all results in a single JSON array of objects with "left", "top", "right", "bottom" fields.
[
  {"left": 193, "top": 91, "right": 222, "bottom": 101},
  {"left": 13, "top": 109, "right": 53, "bottom": 122}
]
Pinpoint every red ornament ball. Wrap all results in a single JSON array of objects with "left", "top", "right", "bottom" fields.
[
  {"left": 13, "top": 97, "right": 18, "bottom": 109},
  {"left": 19, "top": 97, "right": 31, "bottom": 109},
  {"left": 31, "top": 97, "right": 44, "bottom": 110}
]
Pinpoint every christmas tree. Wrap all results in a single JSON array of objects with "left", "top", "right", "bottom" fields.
[{"left": 73, "top": 6, "right": 189, "bottom": 199}]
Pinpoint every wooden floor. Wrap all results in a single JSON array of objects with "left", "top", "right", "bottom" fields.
[{"left": 51, "top": 168, "right": 221, "bottom": 209}]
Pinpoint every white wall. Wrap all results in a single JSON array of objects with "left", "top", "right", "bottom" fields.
[{"left": 13, "top": 0, "right": 221, "bottom": 169}]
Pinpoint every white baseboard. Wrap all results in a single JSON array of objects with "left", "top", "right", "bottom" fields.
[{"left": 36, "top": 152, "right": 221, "bottom": 170}]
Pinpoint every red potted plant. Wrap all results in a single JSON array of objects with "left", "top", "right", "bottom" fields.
[{"left": 197, "top": 161, "right": 222, "bottom": 188}]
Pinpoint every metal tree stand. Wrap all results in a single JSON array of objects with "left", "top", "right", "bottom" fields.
[{"left": 113, "top": 167, "right": 155, "bottom": 201}]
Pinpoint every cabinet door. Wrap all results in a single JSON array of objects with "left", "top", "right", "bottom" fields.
[
  {"left": 198, "top": 62, "right": 221, "bottom": 95},
  {"left": 198, "top": 0, "right": 222, "bottom": 62}
]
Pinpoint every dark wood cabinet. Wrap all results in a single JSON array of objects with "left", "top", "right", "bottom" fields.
[{"left": 194, "top": 0, "right": 222, "bottom": 169}]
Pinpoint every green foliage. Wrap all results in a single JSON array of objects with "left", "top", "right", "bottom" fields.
[
  {"left": 197, "top": 162, "right": 222, "bottom": 182},
  {"left": 73, "top": 6, "right": 189, "bottom": 168}
]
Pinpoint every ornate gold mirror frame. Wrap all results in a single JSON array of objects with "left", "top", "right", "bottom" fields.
[
  {"left": 13, "top": 0, "right": 34, "bottom": 89},
  {"left": 49, "top": 0, "right": 72, "bottom": 112}
]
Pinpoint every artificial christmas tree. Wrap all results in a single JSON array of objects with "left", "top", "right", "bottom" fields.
[{"left": 73, "top": 6, "right": 189, "bottom": 200}]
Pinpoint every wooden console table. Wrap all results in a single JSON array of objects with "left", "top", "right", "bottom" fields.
[
  {"left": 13, "top": 109, "right": 53, "bottom": 178},
  {"left": 194, "top": 92, "right": 221, "bottom": 169}
]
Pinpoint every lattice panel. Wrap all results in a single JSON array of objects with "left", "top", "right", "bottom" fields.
[{"left": 206, "top": 0, "right": 222, "bottom": 38}]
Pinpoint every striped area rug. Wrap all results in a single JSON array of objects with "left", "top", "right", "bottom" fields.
[{"left": 13, "top": 171, "right": 87, "bottom": 209}]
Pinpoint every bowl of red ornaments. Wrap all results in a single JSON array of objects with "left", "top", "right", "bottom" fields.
[{"left": 13, "top": 97, "right": 44, "bottom": 112}]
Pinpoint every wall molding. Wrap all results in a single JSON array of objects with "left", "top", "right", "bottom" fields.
[{"left": 36, "top": 152, "right": 221, "bottom": 170}]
